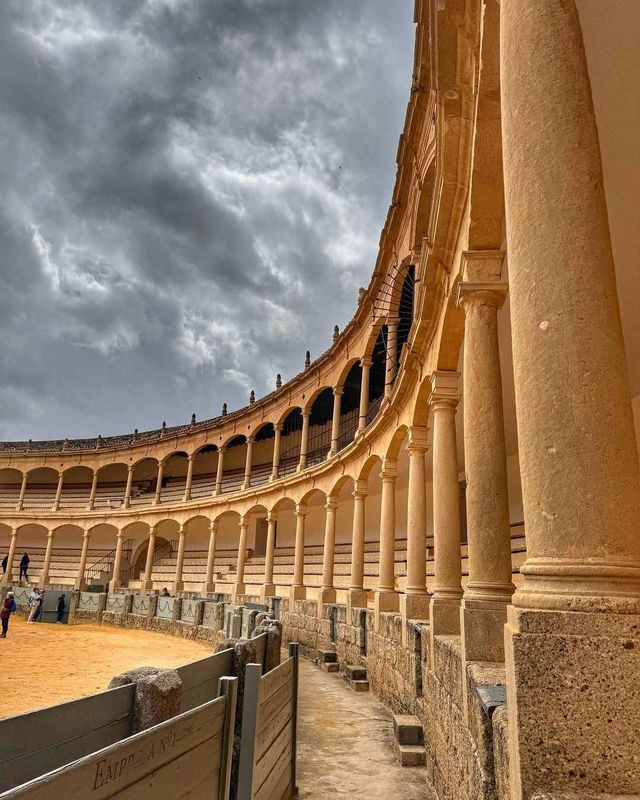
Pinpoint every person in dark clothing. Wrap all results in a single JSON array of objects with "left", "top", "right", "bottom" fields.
[
  {"left": 1, "top": 592, "right": 17, "bottom": 638},
  {"left": 1, "top": 555, "right": 6, "bottom": 574},
  {"left": 19, "top": 553, "right": 29, "bottom": 583},
  {"left": 56, "top": 594, "right": 66, "bottom": 623}
]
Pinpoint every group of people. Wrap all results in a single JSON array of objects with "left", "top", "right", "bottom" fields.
[
  {"left": 0, "top": 589, "right": 67, "bottom": 639},
  {"left": 1, "top": 552, "right": 30, "bottom": 583}
]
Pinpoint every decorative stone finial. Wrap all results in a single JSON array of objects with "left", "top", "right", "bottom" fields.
[
  {"left": 249, "top": 390, "right": 256, "bottom": 405},
  {"left": 62, "top": 438, "right": 70, "bottom": 450},
  {"left": 222, "top": 403, "right": 228, "bottom": 416},
  {"left": 26, "top": 439, "right": 32, "bottom": 452},
  {"left": 304, "top": 351, "right": 311, "bottom": 369},
  {"left": 358, "top": 287, "right": 367, "bottom": 304},
  {"left": 133, "top": 428, "right": 139, "bottom": 440},
  {"left": 160, "top": 421, "right": 166, "bottom": 437},
  {"left": 276, "top": 373, "right": 282, "bottom": 389},
  {"left": 96, "top": 435, "right": 102, "bottom": 449},
  {"left": 191, "top": 413, "right": 196, "bottom": 426},
  {"left": 333, "top": 325, "right": 339, "bottom": 342}
]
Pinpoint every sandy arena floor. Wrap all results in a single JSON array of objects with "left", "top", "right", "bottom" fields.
[{"left": 0, "top": 617, "right": 212, "bottom": 719}]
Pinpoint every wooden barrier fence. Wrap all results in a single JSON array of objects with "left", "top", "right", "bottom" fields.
[
  {"left": 237, "top": 643, "right": 299, "bottom": 800},
  {"left": 0, "top": 677, "right": 237, "bottom": 800}
]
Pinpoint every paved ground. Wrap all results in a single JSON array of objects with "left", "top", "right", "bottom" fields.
[
  {"left": 0, "top": 617, "right": 211, "bottom": 718},
  {"left": 296, "top": 657, "right": 435, "bottom": 800}
]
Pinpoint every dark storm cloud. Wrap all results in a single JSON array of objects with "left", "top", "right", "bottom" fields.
[{"left": 0, "top": 0, "right": 415, "bottom": 439}]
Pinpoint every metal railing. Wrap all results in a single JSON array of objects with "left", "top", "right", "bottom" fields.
[
  {"left": 121, "top": 538, "right": 177, "bottom": 585},
  {"left": 84, "top": 538, "right": 135, "bottom": 584}
]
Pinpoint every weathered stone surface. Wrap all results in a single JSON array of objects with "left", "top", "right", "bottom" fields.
[
  {"left": 253, "top": 618, "right": 282, "bottom": 672},
  {"left": 108, "top": 666, "right": 182, "bottom": 733},
  {"left": 394, "top": 714, "right": 424, "bottom": 745}
]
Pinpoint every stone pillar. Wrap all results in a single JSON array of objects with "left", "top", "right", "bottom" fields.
[
  {"left": 375, "top": 458, "right": 399, "bottom": 617},
  {"left": 385, "top": 318, "right": 399, "bottom": 397},
  {"left": 457, "top": 255, "right": 514, "bottom": 662},
  {"left": 123, "top": 465, "right": 134, "bottom": 510},
  {"left": 501, "top": 2, "right": 640, "bottom": 796},
  {"left": 154, "top": 459, "right": 165, "bottom": 505},
  {"left": 358, "top": 357, "right": 372, "bottom": 432},
  {"left": 429, "top": 371, "right": 463, "bottom": 639},
  {"left": 319, "top": 498, "right": 337, "bottom": 606},
  {"left": 242, "top": 438, "right": 254, "bottom": 490},
  {"left": 3, "top": 529, "right": 18, "bottom": 584},
  {"left": 183, "top": 456, "right": 194, "bottom": 502},
  {"left": 140, "top": 525, "right": 157, "bottom": 594},
  {"left": 87, "top": 471, "right": 98, "bottom": 511},
  {"left": 172, "top": 524, "right": 186, "bottom": 594},
  {"left": 16, "top": 473, "right": 27, "bottom": 511},
  {"left": 109, "top": 530, "right": 124, "bottom": 593},
  {"left": 41, "top": 530, "right": 55, "bottom": 586},
  {"left": 329, "top": 388, "right": 343, "bottom": 457},
  {"left": 261, "top": 512, "right": 277, "bottom": 597},
  {"left": 298, "top": 411, "right": 310, "bottom": 471},
  {"left": 270, "top": 426, "right": 282, "bottom": 481},
  {"left": 400, "top": 426, "right": 430, "bottom": 622},
  {"left": 233, "top": 516, "right": 248, "bottom": 598},
  {"left": 75, "top": 530, "right": 91, "bottom": 590},
  {"left": 290, "top": 504, "right": 307, "bottom": 601},
  {"left": 52, "top": 470, "right": 64, "bottom": 511},
  {"left": 202, "top": 518, "right": 217, "bottom": 595},
  {"left": 214, "top": 447, "right": 225, "bottom": 496},
  {"left": 347, "top": 480, "right": 368, "bottom": 609}
]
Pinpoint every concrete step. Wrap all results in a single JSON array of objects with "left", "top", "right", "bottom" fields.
[
  {"left": 344, "top": 665, "right": 367, "bottom": 681},
  {"left": 395, "top": 743, "right": 426, "bottom": 767},
  {"left": 317, "top": 649, "right": 337, "bottom": 664},
  {"left": 345, "top": 678, "right": 370, "bottom": 693},
  {"left": 393, "top": 715, "right": 424, "bottom": 746}
]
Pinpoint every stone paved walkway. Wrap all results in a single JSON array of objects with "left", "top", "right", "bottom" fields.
[{"left": 296, "top": 656, "right": 435, "bottom": 800}]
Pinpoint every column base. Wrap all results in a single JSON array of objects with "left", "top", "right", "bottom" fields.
[
  {"left": 346, "top": 589, "right": 368, "bottom": 610},
  {"left": 430, "top": 594, "right": 462, "bottom": 636},
  {"left": 139, "top": 579, "right": 154, "bottom": 594},
  {"left": 400, "top": 591, "right": 430, "bottom": 622},
  {"left": 232, "top": 583, "right": 246, "bottom": 602},
  {"left": 290, "top": 585, "right": 306, "bottom": 603},
  {"left": 109, "top": 578, "right": 121, "bottom": 593},
  {"left": 505, "top": 605, "right": 640, "bottom": 798},
  {"left": 1, "top": 573, "right": 12, "bottom": 588},
  {"left": 201, "top": 581, "right": 216, "bottom": 596},
  {"left": 40, "top": 574, "right": 50, "bottom": 588},
  {"left": 260, "top": 583, "right": 276, "bottom": 598},
  {"left": 460, "top": 596, "right": 508, "bottom": 663},
  {"left": 172, "top": 580, "right": 184, "bottom": 595},
  {"left": 374, "top": 590, "right": 399, "bottom": 632},
  {"left": 74, "top": 579, "right": 87, "bottom": 591},
  {"left": 317, "top": 587, "right": 336, "bottom": 606}
]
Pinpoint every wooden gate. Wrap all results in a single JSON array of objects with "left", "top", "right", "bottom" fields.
[{"left": 237, "top": 643, "right": 299, "bottom": 800}]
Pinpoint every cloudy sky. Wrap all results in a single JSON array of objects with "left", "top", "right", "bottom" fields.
[{"left": 0, "top": 0, "right": 415, "bottom": 441}]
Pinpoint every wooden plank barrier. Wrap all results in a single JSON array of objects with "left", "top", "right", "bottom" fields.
[
  {"left": 237, "top": 643, "right": 299, "bottom": 800},
  {"left": 0, "top": 685, "right": 135, "bottom": 794},
  {"left": 176, "top": 648, "right": 234, "bottom": 714},
  {"left": 0, "top": 677, "right": 238, "bottom": 800}
]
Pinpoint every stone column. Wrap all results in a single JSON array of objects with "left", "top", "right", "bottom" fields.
[
  {"left": 298, "top": 411, "right": 310, "bottom": 471},
  {"left": 501, "top": 2, "right": 640, "bottom": 796},
  {"left": 140, "top": 525, "right": 157, "bottom": 594},
  {"left": 41, "top": 530, "right": 55, "bottom": 586},
  {"left": 214, "top": 447, "right": 225, "bottom": 496},
  {"left": 400, "top": 426, "right": 430, "bottom": 622},
  {"left": 233, "top": 516, "right": 248, "bottom": 598},
  {"left": 457, "top": 256, "right": 514, "bottom": 662},
  {"left": 172, "top": 523, "right": 186, "bottom": 594},
  {"left": 375, "top": 458, "right": 399, "bottom": 617},
  {"left": 183, "top": 456, "right": 194, "bottom": 502},
  {"left": 16, "top": 473, "right": 27, "bottom": 511},
  {"left": 319, "top": 498, "right": 337, "bottom": 606},
  {"left": 52, "top": 470, "right": 64, "bottom": 511},
  {"left": 3, "top": 529, "right": 18, "bottom": 585},
  {"left": 154, "top": 460, "right": 165, "bottom": 505},
  {"left": 290, "top": 504, "right": 307, "bottom": 601},
  {"left": 123, "top": 465, "right": 134, "bottom": 509},
  {"left": 242, "top": 438, "right": 254, "bottom": 490},
  {"left": 202, "top": 518, "right": 217, "bottom": 595},
  {"left": 87, "top": 471, "right": 98, "bottom": 511},
  {"left": 261, "top": 512, "right": 277, "bottom": 597},
  {"left": 75, "top": 530, "right": 91, "bottom": 590},
  {"left": 347, "top": 480, "right": 368, "bottom": 609},
  {"left": 270, "top": 426, "right": 282, "bottom": 481},
  {"left": 385, "top": 318, "right": 399, "bottom": 397},
  {"left": 109, "top": 530, "right": 124, "bottom": 592},
  {"left": 358, "top": 356, "right": 372, "bottom": 433},
  {"left": 328, "top": 388, "right": 343, "bottom": 457},
  {"left": 429, "top": 371, "right": 463, "bottom": 639}
]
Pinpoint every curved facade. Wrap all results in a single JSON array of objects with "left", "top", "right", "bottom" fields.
[{"left": 1, "top": 3, "right": 640, "bottom": 799}]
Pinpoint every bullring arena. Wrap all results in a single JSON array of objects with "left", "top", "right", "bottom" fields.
[{"left": 1, "top": 2, "right": 640, "bottom": 799}]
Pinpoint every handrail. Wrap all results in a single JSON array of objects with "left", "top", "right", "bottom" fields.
[
  {"left": 121, "top": 538, "right": 177, "bottom": 585},
  {"left": 365, "top": 394, "right": 383, "bottom": 427},
  {"left": 84, "top": 538, "right": 135, "bottom": 583}
]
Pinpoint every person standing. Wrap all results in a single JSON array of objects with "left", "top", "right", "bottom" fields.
[
  {"left": 19, "top": 553, "right": 29, "bottom": 584},
  {"left": 0, "top": 592, "right": 17, "bottom": 638},
  {"left": 56, "top": 594, "right": 66, "bottom": 623},
  {"left": 27, "top": 586, "right": 41, "bottom": 623}
]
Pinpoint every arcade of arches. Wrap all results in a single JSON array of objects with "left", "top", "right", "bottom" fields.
[{"left": 1, "top": 3, "right": 639, "bottom": 800}]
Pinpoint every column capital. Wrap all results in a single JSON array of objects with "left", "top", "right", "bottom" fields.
[
  {"left": 301, "top": 410, "right": 311, "bottom": 420},
  {"left": 325, "top": 497, "right": 338, "bottom": 512},
  {"left": 380, "top": 458, "right": 398, "bottom": 481},
  {"left": 239, "top": 516, "right": 249, "bottom": 529},
  {"left": 246, "top": 434, "right": 255, "bottom": 444},
  {"left": 10, "top": 530, "right": 17, "bottom": 538},
  {"left": 46, "top": 530, "right": 55, "bottom": 539},
  {"left": 209, "top": 517, "right": 218, "bottom": 531},
  {"left": 126, "top": 463, "right": 134, "bottom": 473},
  {"left": 360, "top": 356, "right": 373, "bottom": 368},
  {"left": 266, "top": 511, "right": 277, "bottom": 524},
  {"left": 333, "top": 387, "right": 344, "bottom": 397},
  {"left": 82, "top": 530, "right": 91, "bottom": 540},
  {"left": 406, "top": 426, "right": 429, "bottom": 454},
  {"left": 217, "top": 444, "right": 226, "bottom": 454},
  {"left": 178, "top": 523, "right": 186, "bottom": 535},
  {"left": 274, "top": 423, "right": 283, "bottom": 433},
  {"left": 460, "top": 249, "right": 505, "bottom": 282},
  {"left": 295, "top": 503, "right": 307, "bottom": 518},
  {"left": 353, "top": 479, "right": 368, "bottom": 499},
  {"left": 386, "top": 315, "right": 401, "bottom": 327},
  {"left": 429, "top": 370, "right": 460, "bottom": 409},
  {"left": 456, "top": 280, "right": 508, "bottom": 310},
  {"left": 116, "top": 529, "right": 124, "bottom": 539}
]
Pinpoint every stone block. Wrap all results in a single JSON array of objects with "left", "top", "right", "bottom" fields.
[
  {"left": 393, "top": 714, "right": 424, "bottom": 745},
  {"left": 344, "top": 664, "right": 367, "bottom": 681},
  {"left": 395, "top": 743, "right": 427, "bottom": 767},
  {"left": 108, "top": 666, "right": 182, "bottom": 734},
  {"left": 317, "top": 648, "right": 337, "bottom": 663}
]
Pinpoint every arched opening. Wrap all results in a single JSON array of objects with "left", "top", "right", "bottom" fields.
[
  {"left": 12, "top": 523, "right": 49, "bottom": 585},
  {"left": 48, "top": 523, "right": 85, "bottom": 588},
  {"left": 94, "top": 463, "right": 128, "bottom": 510},
  {"left": 332, "top": 476, "right": 355, "bottom": 600},
  {"left": 220, "top": 436, "right": 247, "bottom": 494},
  {"left": 0, "top": 468, "right": 23, "bottom": 510},
  {"left": 366, "top": 328, "right": 388, "bottom": 426},
  {"left": 22, "top": 467, "right": 59, "bottom": 510},
  {"left": 279, "top": 409, "right": 303, "bottom": 477},
  {"left": 251, "top": 424, "right": 276, "bottom": 487},
  {"left": 337, "top": 364, "right": 362, "bottom": 451},
  {"left": 307, "top": 389, "right": 333, "bottom": 466},
  {"left": 190, "top": 445, "right": 218, "bottom": 499},
  {"left": 160, "top": 452, "right": 189, "bottom": 503},
  {"left": 270, "top": 498, "right": 297, "bottom": 590},
  {"left": 128, "top": 458, "right": 158, "bottom": 506},
  {"left": 59, "top": 466, "right": 94, "bottom": 509},
  {"left": 396, "top": 265, "right": 416, "bottom": 356},
  {"left": 86, "top": 523, "right": 123, "bottom": 587},
  {"left": 212, "top": 510, "right": 242, "bottom": 592}
]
